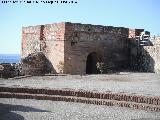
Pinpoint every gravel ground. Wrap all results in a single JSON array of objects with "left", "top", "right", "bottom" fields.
[
  {"left": 0, "top": 73, "right": 160, "bottom": 96},
  {"left": 0, "top": 98, "right": 160, "bottom": 120}
]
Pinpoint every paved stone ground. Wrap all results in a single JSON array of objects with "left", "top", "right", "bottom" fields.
[
  {"left": 0, "top": 73, "right": 160, "bottom": 96},
  {"left": 0, "top": 98, "right": 160, "bottom": 120},
  {"left": 0, "top": 73, "right": 160, "bottom": 119}
]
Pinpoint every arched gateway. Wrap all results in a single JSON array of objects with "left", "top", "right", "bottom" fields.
[{"left": 86, "top": 52, "right": 100, "bottom": 74}]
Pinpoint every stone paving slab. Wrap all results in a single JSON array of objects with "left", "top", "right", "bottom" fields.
[{"left": 0, "top": 73, "right": 160, "bottom": 96}]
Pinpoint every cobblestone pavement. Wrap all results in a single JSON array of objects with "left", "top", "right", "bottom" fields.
[
  {"left": 0, "top": 98, "right": 160, "bottom": 120},
  {"left": 0, "top": 73, "right": 160, "bottom": 96}
]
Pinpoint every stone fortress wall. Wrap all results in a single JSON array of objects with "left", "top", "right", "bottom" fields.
[
  {"left": 21, "top": 22, "right": 160, "bottom": 75},
  {"left": 22, "top": 23, "right": 65, "bottom": 74},
  {"left": 141, "top": 36, "right": 160, "bottom": 73}
]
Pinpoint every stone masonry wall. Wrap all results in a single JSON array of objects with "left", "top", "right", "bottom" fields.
[
  {"left": 140, "top": 36, "right": 160, "bottom": 73},
  {"left": 41, "top": 23, "right": 65, "bottom": 73},
  {"left": 22, "top": 23, "right": 65, "bottom": 74},
  {"left": 129, "top": 29, "right": 144, "bottom": 71},
  {"left": 23, "top": 22, "right": 158, "bottom": 75},
  {"left": 22, "top": 25, "right": 41, "bottom": 58},
  {"left": 64, "top": 22, "right": 131, "bottom": 74}
]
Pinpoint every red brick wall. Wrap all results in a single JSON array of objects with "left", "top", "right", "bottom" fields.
[
  {"left": 22, "top": 23, "right": 65, "bottom": 73},
  {"left": 42, "top": 23, "right": 65, "bottom": 73},
  {"left": 22, "top": 25, "right": 42, "bottom": 57}
]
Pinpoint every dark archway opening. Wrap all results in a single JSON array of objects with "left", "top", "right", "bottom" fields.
[{"left": 86, "top": 52, "right": 100, "bottom": 74}]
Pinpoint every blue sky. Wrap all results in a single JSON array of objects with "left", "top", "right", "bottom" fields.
[{"left": 0, "top": 0, "right": 160, "bottom": 54}]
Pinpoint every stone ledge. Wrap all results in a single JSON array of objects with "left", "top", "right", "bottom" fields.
[
  {"left": 0, "top": 87, "right": 159, "bottom": 106},
  {"left": 0, "top": 92, "right": 159, "bottom": 112},
  {"left": 8, "top": 75, "right": 32, "bottom": 80}
]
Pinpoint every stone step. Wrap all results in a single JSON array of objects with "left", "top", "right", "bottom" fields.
[
  {"left": 9, "top": 75, "right": 32, "bottom": 79},
  {"left": 0, "top": 87, "right": 159, "bottom": 106},
  {"left": 0, "top": 92, "right": 160, "bottom": 112},
  {"left": 44, "top": 74, "right": 67, "bottom": 76}
]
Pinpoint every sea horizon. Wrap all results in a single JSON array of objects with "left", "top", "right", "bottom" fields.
[{"left": 0, "top": 54, "right": 20, "bottom": 63}]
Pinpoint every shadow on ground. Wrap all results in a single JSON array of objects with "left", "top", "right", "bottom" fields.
[{"left": 0, "top": 103, "right": 50, "bottom": 120}]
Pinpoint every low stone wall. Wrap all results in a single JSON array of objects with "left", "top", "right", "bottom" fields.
[
  {"left": 0, "top": 63, "right": 18, "bottom": 78},
  {"left": 0, "top": 52, "right": 55, "bottom": 78}
]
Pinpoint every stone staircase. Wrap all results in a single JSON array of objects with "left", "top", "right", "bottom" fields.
[{"left": 0, "top": 87, "right": 160, "bottom": 112}]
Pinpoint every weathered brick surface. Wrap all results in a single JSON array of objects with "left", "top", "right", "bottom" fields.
[
  {"left": 21, "top": 22, "right": 160, "bottom": 75},
  {"left": 22, "top": 23, "right": 65, "bottom": 74},
  {"left": 64, "top": 23, "right": 132, "bottom": 74},
  {"left": 22, "top": 25, "right": 42, "bottom": 58},
  {"left": 129, "top": 36, "right": 160, "bottom": 73},
  {"left": 128, "top": 29, "right": 144, "bottom": 38},
  {"left": 0, "top": 88, "right": 160, "bottom": 112},
  {"left": 140, "top": 36, "right": 160, "bottom": 73},
  {"left": 22, "top": 22, "right": 139, "bottom": 74},
  {"left": 0, "top": 87, "right": 160, "bottom": 106},
  {"left": 42, "top": 23, "right": 65, "bottom": 73}
]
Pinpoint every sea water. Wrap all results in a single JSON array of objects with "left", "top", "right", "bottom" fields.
[{"left": 0, "top": 54, "right": 20, "bottom": 63}]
